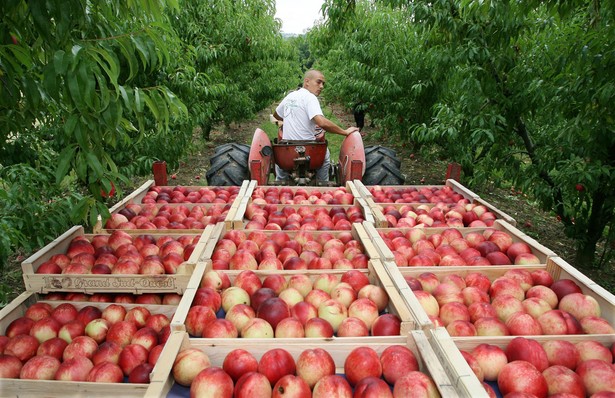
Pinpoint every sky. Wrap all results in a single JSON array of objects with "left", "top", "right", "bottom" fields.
[{"left": 275, "top": 0, "right": 325, "bottom": 34}]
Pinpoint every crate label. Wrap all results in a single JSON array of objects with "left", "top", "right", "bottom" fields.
[{"left": 41, "top": 276, "right": 177, "bottom": 290}]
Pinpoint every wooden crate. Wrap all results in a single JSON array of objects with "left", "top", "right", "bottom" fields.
[
  {"left": 93, "top": 181, "right": 249, "bottom": 233},
  {"left": 171, "top": 259, "right": 416, "bottom": 336},
  {"left": 0, "top": 291, "right": 177, "bottom": 397},
  {"left": 368, "top": 196, "right": 517, "bottom": 228},
  {"left": 429, "top": 326, "right": 615, "bottom": 398},
  {"left": 228, "top": 201, "right": 375, "bottom": 230},
  {"left": 200, "top": 222, "right": 384, "bottom": 265},
  {"left": 21, "top": 226, "right": 213, "bottom": 294},
  {"left": 249, "top": 181, "right": 362, "bottom": 204},
  {"left": 146, "top": 329, "right": 458, "bottom": 398},
  {"left": 364, "top": 219, "right": 556, "bottom": 264},
  {"left": 388, "top": 257, "right": 615, "bottom": 332},
  {"left": 353, "top": 179, "right": 480, "bottom": 203}
]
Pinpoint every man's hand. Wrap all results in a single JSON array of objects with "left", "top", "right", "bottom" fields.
[{"left": 344, "top": 126, "right": 365, "bottom": 137}]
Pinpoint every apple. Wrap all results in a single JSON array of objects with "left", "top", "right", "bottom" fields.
[
  {"left": 240, "top": 317, "right": 274, "bottom": 338},
  {"left": 222, "top": 348, "right": 259, "bottom": 383},
  {"left": 490, "top": 277, "right": 525, "bottom": 301},
  {"left": 190, "top": 367, "right": 233, "bottom": 398},
  {"left": 505, "top": 337, "right": 549, "bottom": 372},
  {"left": 542, "top": 340, "right": 580, "bottom": 370},
  {"left": 491, "top": 294, "right": 524, "bottom": 323},
  {"left": 393, "top": 371, "right": 440, "bottom": 398},
  {"left": 353, "top": 376, "right": 393, "bottom": 397},
  {"left": 63, "top": 335, "right": 98, "bottom": 361},
  {"left": 312, "top": 374, "right": 353, "bottom": 398},
  {"left": 55, "top": 356, "right": 94, "bottom": 381},
  {"left": 185, "top": 305, "right": 216, "bottom": 337},
  {"left": 106, "top": 320, "right": 139, "bottom": 348},
  {"left": 29, "top": 317, "right": 61, "bottom": 343},
  {"left": 537, "top": 309, "right": 583, "bottom": 335},
  {"left": 51, "top": 303, "right": 79, "bottom": 325},
  {"left": 576, "top": 340, "right": 613, "bottom": 364},
  {"left": 92, "top": 341, "right": 123, "bottom": 365},
  {"left": 193, "top": 287, "right": 222, "bottom": 313},
  {"left": 131, "top": 326, "right": 159, "bottom": 351},
  {"left": 234, "top": 371, "right": 273, "bottom": 397},
  {"left": 20, "top": 355, "right": 61, "bottom": 380},
  {"left": 330, "top": 282, "right": 357, "bottom": 308},
  {"left": 257, "top": 297, "right": 291, "bottom": 330},
  {"left": 36, "top": 337, "right": 68, "bottom": 360},
  {"left": 506, "top": 242, "right": 533, "bottom": 262},
  {"left": 87, "top": 362, "right": 124, "bottom": 383},
  {"left": 336, "top": 317, "right": 369, "bottom": 337},
  {"left": 124, "top": 306, "right": 151, "bottom": 328},
  {"left": 272, "top": 374, "right": 311, "bottom": 398},
  {"left": 304, "top": 317, "right": 334, "bottom": 338},
  {"left": 145, "top": 313, "right": 171, "bottom": 334},
  {"left": 380, "top": 345, "right": 419, "bottom": 385},
  {"left": 542, "top": 365, "right": 586, "bottom": 397},
  {"left": 278, "top": 288, "right": 304, "bottom": 307},
  {"left": 225, "top": 303, "right": 256, "bottom": 332},
  {"left": 576, "top": 359, "right": 615, "bottom": 395},
  {"left": 258, "top": 348, "right": 296, "bottom": 386},
  {"left": 371, "top": 313, "right": 401, "bottom": 336},
  {"left": 234, "top": 270, "right": 263, "bottom": 296},
  {"left": 439, "top": 301, "right": 470, "bottom": 326},
  {"left": 0, "top": 354, "right": 23, "bottom": 378},
  {"left": 344, "top": 346, "right": 382, "bottom": 386},
  {"left": 84, "top": 318, "right": 110, "bottom": 344},
  {"left": 318, "top": 299, "right": 348, "bottom": 333},
  {"left": 221, "top": 287, "right": 251, "bottom": 312},
  {"left": 262, "top": 274, "right": 288, "bottom": 295},
  {"left": 505, "top": 311, "right": 543, "bottom": 335},
  {"left": 558, "top": 293, "right": 601, "bottom": 321},
  {"left": 275, "top": 317, "right": 305, "bottom": 338},
  {"left": 471, "top": 343, "right": 508, "bottom": 381},
  {"left": 172, "top": 348, "right": 211, "bottom": 386},
  {"left": 290, "top": 301, "right": 318, "bottom": 325},
  {"left": 498, "top": 360, "right": 548, "bottom": 397},
  {"left": 526, "top": 285, "right": 558, "bottom": 309},
  {"left": 550, "top": 279, "right": 583, "bottom": 301},
  {"left": 128, "top": 362, "right": 154, "bottom": 384},
  {"left": 201, "top": 270, "right": 232, "bottom": 291},
  {"left": 4, "top": 334, "right": 39, "bottom": 362},
  {"left": 202, "top": 319, "right": 238, "bottom": 338}
]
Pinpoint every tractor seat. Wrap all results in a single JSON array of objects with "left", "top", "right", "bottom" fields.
[{"left": 272, "top": 139, "right": 328, "bottom": 172}]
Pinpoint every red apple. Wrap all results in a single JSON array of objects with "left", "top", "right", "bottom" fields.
[
  {"left": 505, "top": 337, "right": 549, "bottom": 372},
  {"left": 312, "top": 374, "right": 352, "bottom": 398},
  {"left": 371, "top": 313, "right": 401, "bottom": 336},
  {"left": 381, "top": 345, "right": 419, "bottom": 384},
  {"left": 0, "top": 354, "right": 23, "bottom": 378},
  {"left": 222, "top": 348, "right": 259, "bottom": 383},
  {"left": 55, "top": 356, "right": 94, "bottom": 381},
  {"left": 258, "top": 348, "right": 296, "bottom": 386},
  {"left": 87, "top": 362, "right": 124, "bottom": 383},
  {"left": 272, "top": 374, "right": 311, "bottom": 398},
  {"left": 20, "top": 355, "right": 61, "bottom": 380},
  {"left": 190, "top": 366, "right": 233, "bottom": 398},
  {"left": 4, "top": 334, "right": 39, "bottom": 362},
  {"left": 234, "top": 371, "right": 273, "bottom": 397},
  {"left": 497, "top": 360, "right": 548, "bottom": 398},
  {"left": 344, "top": 346, "right": 382, "bottom": 386}
]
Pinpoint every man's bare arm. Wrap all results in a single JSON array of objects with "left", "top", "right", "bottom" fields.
[{"left": 313, "top": 115, "right": 360, "bottom": 137}]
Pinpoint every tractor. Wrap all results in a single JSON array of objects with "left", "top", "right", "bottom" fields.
[{"left": 206, "top": 126, "right": 404, "bottom": 187}]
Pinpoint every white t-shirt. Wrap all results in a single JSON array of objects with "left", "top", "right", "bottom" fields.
[{"left": 276, "top": 88, "right": 323, "bottom": 141}]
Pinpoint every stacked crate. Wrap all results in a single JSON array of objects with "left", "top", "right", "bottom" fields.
[
  {"left": 0, "top": 182, "right": 247, "bottom": 396},
  {"left": 355, "top": 180, "right": 615, "bottom": 397},
  {"left": 152, "top": 183, "right": 457, "bottom": 397}
]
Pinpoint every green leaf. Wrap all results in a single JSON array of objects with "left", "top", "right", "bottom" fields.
[
  {"left": 85, "top": 152, "right": 104, "bottom": 182},
  {"left": 55, "top": 146, "right": 77, "bottom": 184}
]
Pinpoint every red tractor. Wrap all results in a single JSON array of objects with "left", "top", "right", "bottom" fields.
[{"left": 206, "top": 128, "right": 404, "bottom": 186}]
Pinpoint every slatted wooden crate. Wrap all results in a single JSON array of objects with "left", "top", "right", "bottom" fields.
[
  {"left": 429, "top": 326, "right": 615, "bottom": 398},
  {"left": 93, "top": 180, "right": 251, "bottom": 233},
  {"left": 21, "top": 226, "right": 213, "bottom": 294},
  {"left": 171, "top": 259, "right": 416, "bottom": 337},
  {"left": 387, "top": 257, "right": 615, "bottom": 333},
  {"left": 199, "top": 221, "right": 384, "bottom": 266},
  {"left": 353, "top": 179, "right": 480, "bottom": 203},
  {"left": 146, "top": 329, "right": 458, "bottom": 398},
  {"left": 0, "top": 291, "right": 178, "bottom": 397},
  {"left": 363, "top": 219, "right": 556, "bottom": 264}
]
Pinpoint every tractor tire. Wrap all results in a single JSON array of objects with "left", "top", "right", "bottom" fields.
[
  {"left": 362, "top": 145, "right": 405, "bottom": 185},
  {"left": 206, "top": 143, "right": 250, "bottom": 186}
]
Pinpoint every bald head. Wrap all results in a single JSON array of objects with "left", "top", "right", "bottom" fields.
[{"left": 303, "top": 69, "right": 325, "bottom": 96}]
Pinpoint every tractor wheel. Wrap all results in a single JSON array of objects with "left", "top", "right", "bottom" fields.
[
  {"left": 206, "top": 143, "right": 250, "bottom": 186},
  {"left": 362, "top": 145, "right": 405, "bottom": 185}
]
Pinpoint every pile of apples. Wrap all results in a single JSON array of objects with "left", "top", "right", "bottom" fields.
[
  {"left": 0, "top": 301, "right": 171, "bottom": 383},
  {"left": 376, "top": 202, "right": 500, "bottom": 228},
  {"left": 141, "top": 185, "right": 241, "bottom": 204},
  {"left": 35, "top": 231, "right": 200, "bottom": 275},
  {"left": 379, "top": 227, "right": 542, "bottom": 267},
  {"left": 462, "top": 336, "right": 615, "bottom": 397},
  {"left": 251, "top": 186, "right": 355, "bottom": 205},
  {"left": 173, "top": 344, "right": 440, "bottom": 398},
  {"left": 184, "top": 269, "right": 401, "bottom": 339},
  {"left": 40, "top": 292, "right": 182, "bottom": 306},
  {"left": 407, "top": 268, "right": 614, "bottom": 336},
  {"left": 369, "top": 185, "right": 468, "bottom": 204},
  {"left": 105, "top": 203, "right": 230, "bottom": 230},
  {"left": 243, "top": 203, "right": 365, "bottom": 231},
  {"left": 210, "top": 230, "right": 370, "bottom": 271}
]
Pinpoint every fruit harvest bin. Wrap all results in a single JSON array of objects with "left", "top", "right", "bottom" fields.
[
  {"left": 145, "top": 330, "right": 459, "bottom": 397},
  {"left": 0, "top": 291, "right": 177, "bottom": 397},
  {"left": 367, "top": 196, "right": 517, "bottom": 228},
  {"left": 92, "top": 180, "right": 250, "bottom": 233},
  {"left": 363, "top": 219, "right": 556, "bottom": 265},
  {"left": 428, "top": 327, "right": 615, "bottom": 398},
  {"left": 170, "top": 258, "right": 416, "bottom": 338},
  {"left": 198, "top": 222, "right": 385, "bottom": 266},
  {"left": 21, "top": 225, "right": 214, "bottom": 294},
  {"left": 389, "top": 256, "right": 615, "bottom": 333},
  {"left": 249, "top": 181, "right": 363, "bottom": 205},
  {"left": 353, "top": 179, "right": 480, "bottom": 203},
  {"left": 226, "top": 200, "right": 376, "bottom": 230}
]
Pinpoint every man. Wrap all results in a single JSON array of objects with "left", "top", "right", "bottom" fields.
[{"left": 273, "top": 69, "right": 360, "bottom": 181}]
